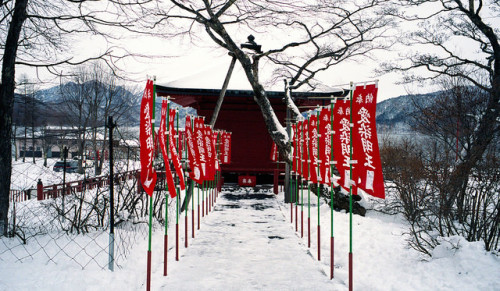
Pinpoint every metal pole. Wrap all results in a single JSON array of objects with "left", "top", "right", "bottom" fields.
[
  {"left": 107, "top": 116, "right": 116, "bottom": 271},
  {"left": 62, "top": 147, "right": 68, "bottom": 217}
]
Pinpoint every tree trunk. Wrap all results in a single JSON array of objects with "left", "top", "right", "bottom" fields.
[{"left": 0, "top": 0, "right": 28, "bottom": 236}]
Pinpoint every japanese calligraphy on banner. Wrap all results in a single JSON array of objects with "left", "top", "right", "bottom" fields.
[
  {"left": 158, "top": 101, "right": 177, "bottom": 198},
  {"left": 139, "top": 79, "right": 157, "bottom": 196},
  {"left": 352, "top": 84, "right": 385, "bottom": 198},
  {"left": 292, "top": 124, "right": 297, "bottom": 174},
  {"left": 203, "top": 124, "right": 215, "bottom": 180},
  {"left": 221, "top": 132, "right": 232, "bottom": 164},
  {"left": 296, "top": 121, "right": 302, "bottom": 176},
  {"left": 319, "top": 107, "right": 332, "bottom": 186},
  {"left": 270, "top": 142, "right": 278, "bottom": 162},
  {"left": 332, "top": 98, "right": 353, "bottom": 193},
  {"left": 301, "top": 120, "right": 309, "bottom": 181},
  {"left": 194, "top": 117, "right": 208, "bottom": 180},
  {"left": 213, "top": 131, "right": 220, "bottom": 171},
  {"left": 185, "top": 116, "right": 203, "bottom": 184},
  {"left": 308, "top": 115, "right": 319, "bottom": 184},
  {"left": 168, "top": 108, "right": 185, "bottom": 190}
]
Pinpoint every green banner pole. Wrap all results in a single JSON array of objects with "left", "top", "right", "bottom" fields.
[
  {"left": 197, "top": 183, "right": 200, "bottom": 230},
  {"left": 307, "top": 116, "right": 311, "bottom": 249},
  {"left": 174, "top": 116, "right": 179, "bottom": 261},
  {"left": 317, "top": 109, "right": 321, "bottom": 261},
  {"left": 164, "top": 99, "right": 170, "bottom": 274},
  {"left": 348, "top": 82, "right": 354, "bottom": 291},
  {"left": 330, "top": 99, "right": 335, "bottom": 279},
  {"left": 147, "top": 78, "right": 157, "bottom": 288},
  {"left": 301, "top": 171, "right": 304, "bottom": 238},
  {"left": 300, "top": 123, "right": 304, "bottom": 238},
  {"left": 192, "top": 180, "right": 195, "bottom": 238}
]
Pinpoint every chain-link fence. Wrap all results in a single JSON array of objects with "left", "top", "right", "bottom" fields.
[{"left": 2, "top": 160, "right": 172, "bottom": 270}]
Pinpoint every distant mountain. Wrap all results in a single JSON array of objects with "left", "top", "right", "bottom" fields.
[
  {"left": 26, "top": 81, "right": 197, "bottom": 127},
  {"left": 376, "top": 91, "right": 442, "bottom": 133},
  {"left": 28, "top": 81, "right": 471, "bottom": 132}
]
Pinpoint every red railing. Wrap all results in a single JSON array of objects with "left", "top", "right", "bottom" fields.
[
  {"left": 9, "top": 170, "right": 139, "bottom": 202},
  {"left": 9, "top": 190, "right": 34, "bottom": 202}
]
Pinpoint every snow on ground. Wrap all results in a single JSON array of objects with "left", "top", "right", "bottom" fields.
[{"left": 1, "top": 176, "right": 499, "bottom": 290}]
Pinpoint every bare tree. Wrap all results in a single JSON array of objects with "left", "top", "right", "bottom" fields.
[
  {"left": 147, "top": 0, "right": 394, "bottom": 160},
  {"left": 381, "top": 0, "right": 500, "bottom": 216},
  {"left": 0, "top": 0, "right": 148, "bottom": 236}
]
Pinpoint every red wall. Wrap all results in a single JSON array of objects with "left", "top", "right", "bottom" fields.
[{"left": 156, "top": 86, "right": 334, "bottom": 177}]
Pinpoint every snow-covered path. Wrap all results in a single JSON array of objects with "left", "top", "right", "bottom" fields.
[{"left": 150, "top": 191, "right": 335, "bottom": 290}]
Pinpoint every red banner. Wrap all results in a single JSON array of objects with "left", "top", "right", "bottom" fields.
[
  {"left": 194, "top": 117, "right": 208, "bottom": 181},
  {"left": 292, "top": 124, "right": 297, "bottom": 173},
  {"left": 221, "top": 132, "right": 232, "bottom": 164},
  {"left": 301, "top": 120, "right": 309, "bottom": 181},
  {"left": 213, "top": 130, "right": 220, "bottom": 171},
  {"left": 139, "top": 80, "right": 157, "bottom": 196},
  {"left": 158, "top": 101, "right": 177, "bottom": 198},
  {"left": 319, "top": 107, "right": 332, "bottom": 186},
  {"left": 169, "top": 108, "right": 185, "bottom": 190},
  {"left": 203, "top": 124, "right": 215, "bottom": 180},
  {"left": 270, "top": 142, "right": 278, "bottom": 162},
  {"left": 308, "top": 115, "right": 319, "bottom": 184},
  {"left": 332, "top": 98, "right": 353, "bottom": 193},
  {"left": 296, "top": 121, "right": 302, "bottom": 176},
  {"left": 185, "top": 116, "right": 203, "bottom": 184},
  {"left": 352, "top": 84, "right": 385, "bottom": 198}
]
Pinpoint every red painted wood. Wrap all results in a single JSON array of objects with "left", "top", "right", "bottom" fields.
[
  {"left": 301, "top": 210, "right": 304, "bottom": 238},
  {"left": 163, "top": 236, "right": 167, "bottom": 276},
  {"left": 318, "top": 225, "right": 321, "bottom": 261},
  {"left": 308, "top": 217, "right": 311, "bottom": 248},
  {"left": 148, "top": 250, "right": 153, "bottom": 289},
  {"left": 295, "top": 204, "right": 298, "bottom": 232},
  {"left": 192, "top": 209, "right": 195, "bottom": 238},
  {"left": 176, "top": 224, "right": 179, "bottom": 261},
  {"left": 349, "top": 252, "right": 353, "bottom": 291},
  {"left": 185, "top": 215, "right": 188, "bottom": 248},
  {"left": 331, "top": 237, "right": 334, "bottom": 279}
]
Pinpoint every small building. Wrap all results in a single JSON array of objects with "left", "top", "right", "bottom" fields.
[{"left": 156, "top": 85, "right": 346, "bottom": 184}]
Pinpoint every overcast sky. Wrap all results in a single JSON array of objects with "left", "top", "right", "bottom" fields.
[{"left": 16, "top": 1, "right": 498, "bottom": 102}]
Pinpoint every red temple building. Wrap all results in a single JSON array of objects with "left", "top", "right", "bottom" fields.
[{"left": 155, "top": 85, "right": 347, "bottom": 184}]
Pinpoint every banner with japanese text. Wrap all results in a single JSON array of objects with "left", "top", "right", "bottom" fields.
[
  {"left": 158, "top": 101, "right": 177, "bottom": 198},
  {"left": 221, "top": 132, "right": 232, "bottom": 164},
  {"left": 332, "top": 98, "right": 353, "bottom": 193},
  {"left": 270, "top": 142, "right": 278, "bottom": 162},
  {"left": 308, "top": 115, "right": 319, "bottom": 184},
  {"left": 352, "top": 84, "right": 385, "bottom": 198},
  {"left": 185, "top": 116, "right": 203, "bottom": 184},
  {"left": 213, "top": 130, "right": 221, "bottom": 171},
  {"left": 203, "top": 124, "right": 216, "bottom": 180},
  {"left": 319, "top": 107, "right": 332, "bottom": 186},
  {"left": 296, "top": 121, "right": 302, "bottom": 176},
  {"left": 292, "top": 124, "right": 298, "bottom": 173},
  {"left": 139, "top": 79, "right": 157, "bottom": 196},
  {"left": 194, "top": 117, "right": 208, "bottom": 181},
  {"left": 169, "top": 108, "right": 185, "bottom": 190},
  {"left": 301, "top": 120, "right": 309, "bottom": 181}
]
